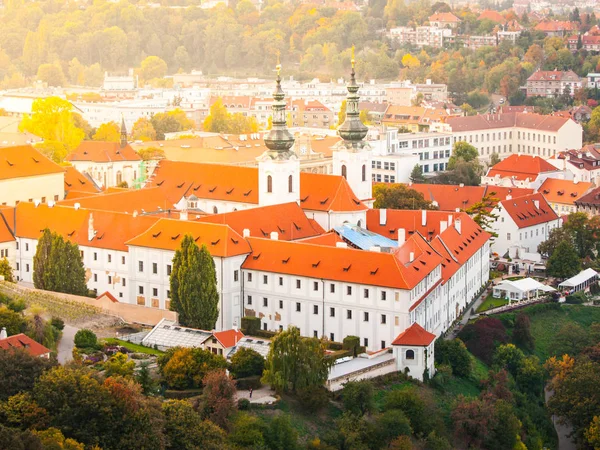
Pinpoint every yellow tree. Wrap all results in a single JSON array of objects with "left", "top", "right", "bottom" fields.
[
  {"left": 19, "top": 97, "right": 84, "bottom": 163},
  {"left": 401, "top": 53, "right": 420, "bottom": 69},
  {"left": 93, "top": 121, "right": 120, "bottom": 142},
  {"left": 131, "top": 117, "right": 157, "bottom": 141}
]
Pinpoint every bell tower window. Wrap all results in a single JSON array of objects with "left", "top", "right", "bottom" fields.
[{"left": 267, "top": 175, "right": 273, "bottom": 193}]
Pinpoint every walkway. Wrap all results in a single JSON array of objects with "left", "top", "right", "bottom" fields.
[
  {"left": 444, "top": 286, "right": 489, "bottom": 340},
  {"left": 57, "top": 324, "right": 78, "bottom": 364},
  {"left": 545, "top": 388, "right": 577, "bottom": 450},
  {"left": 235, "top": 385, "right": 277, "bottom": 405}
]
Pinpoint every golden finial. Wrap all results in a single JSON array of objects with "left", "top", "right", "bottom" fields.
[
  {"left": 276, "top": 53, "right": 281, "bottom": 77},
  {"left": 351, "top": 45, "right": 355, "bottom": 69}
]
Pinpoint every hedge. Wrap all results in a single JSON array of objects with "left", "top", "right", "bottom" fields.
[
  {"left": 164, "top": 389, "right": 203, "bottom": 399},
  {"left": 241, "top": 316, "right": 261, "bottom": 335},
  {"left": 235, "top": 375, "right": 262, "bottom": 390}
]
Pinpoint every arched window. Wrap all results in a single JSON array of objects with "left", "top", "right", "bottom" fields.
[
  {"left": 341, "top": 165, "right": 347, "bottom": 179},
  {"left": 288, "top": 175, "right": 293, "bottom": 193},
  {"left": 213, "top": 206, "right": 218, "bottom": 214},
  {"left": 406, "top": 349, "right": 415, "bottom": 360},
  {"left": 267, "top": 175, "right": 273, "bottom": 193},
  {"left": 362, "top": 164, "right": 366, "bottom": 182},
  {"left": 116, "top": 171, "right": 123, "bottom": 185},
  {"left": 357, "top": 219, "right": 362, "bottom": 228}
]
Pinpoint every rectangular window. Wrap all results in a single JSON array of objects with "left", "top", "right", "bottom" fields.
[
  {"left": 234, "top": 270, "right": 239, "bottom": 282},
  {"left": 152, "top": 262, "right": 158, "bottom": 274},
  {"left": 247, "top": 295, "right": 252, "bottom": 305},
  {"left": 381, "top": 341, "right": 386, "bottom": 349},
  {"left": 26, "top": 264, "right": 29, "bottom": 272},
  {"left": 108, "top": 276, "right": 112, "bottom": 284},
  {"left": 93, "top": 273, "right": 97, "bottom": 282},
  {"left": 330, "top": 333, "right": 335, "bottom": 342},
  {"left": 364, "top": 288, "right": 369, "bottom": 298},
  {"left": 263, "top": 275, "right": 268, "bottom": 284},
  {"left": 108, "top": 254, "right": 112, "bottom": 263},
  {"left": 296, "top": 279, "right": 301, "bottom": 289},
  {"left": 263, "top": 297, "right": 268, "bottom": 307},
  {"left": 313, "top": 305, "right": 318, "bottom": 315},
  {"left": 247, "top": 272, "right": 253, "bottom": 282},
  {"left": 347, "top": 286, "right": 352, "bottom": 295},
  {"left": 153, "top": 288, "right": 158, "bottom": 297},
  {"left": 138, "top": 286, "right": 144, "bottom": 295},
  {"left": 381, "top": 291, "right": 387, "bottom": 301},
  {"left": 93, "top": 253, "right": 97, "bottom": 261},
  {"left": 347, "top": 310, "right": 352, "bottom": 319},
  {"left": 364, "top": 338, "right": 369, "bottom": 347},
  {"left": 122, "top": 256, "right": 126, "bottom": 264},
  {"left": 313, "top": 281, "right": 319, "bottom": 291},
  {"left": 314, "top": 331, "right": 318, "bottom": 338},
  {"left": 364, "top": 312, "right": 369, "bottom": 322},
  {"left": 122, "top": 278, "right": 126, "bottom": 287},
  {"left": 296, "top": 302, "right": 301, "bottom": 312},
  {"left": 381, "top": 314, "right": 387, "bottom": 324},
  {"left": 25, "top": 243, "right": 29, "bottom": 251},
  {"left": 138, "top": 261, "right": 144, "bottom": 272},
  {"left": 507, "top": 233, "right": 511, "bottom": 241},
  {"left": 279, "top": 277, "right": 283, "bottom": 286},
  {"left": 279, "top": 300, "right": 283, "bottom": 309},
  {"left": 330, "top": 307, "right": 335, "bottom": 317}
]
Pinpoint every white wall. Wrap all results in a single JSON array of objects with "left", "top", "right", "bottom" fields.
[{"left": 0, "top": 173, "right": 64, "bottom": 207}]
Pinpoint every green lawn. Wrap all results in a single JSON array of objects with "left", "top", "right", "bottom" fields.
[
  {"left": 102, "top": 338, "right": 164, "bottom": 356},
  {"left": 476, "top": 295, "right": 509, "bottom": 313},
  {"left": 523, "top": 304, "right": 600, "bottom": 362}
]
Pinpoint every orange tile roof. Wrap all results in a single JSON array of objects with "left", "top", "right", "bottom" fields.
[
  {"left": 537, "top": 178, "right": 592, "bottom": 205},
  {"left": 478, "top": 10, "right": 506, "bottom": 23},
  {"left": 429, "top": 12, "right": 460, "bottom": 22},
  {"left": 500, "top": 193, "right": 558, "bottom": 228},
  {"left": 242, "top": 234, "right": 441, "bottom": 290},
  {"left": 64, "top": 166, "right": 101, "bottom": 194},
  {"left": 0, "top": 145, "right": 64, "bottom": 181},
  {"left": 59, "top": 187, "right": 175, "bottom": 215},
  {"left": 64, "top": 190, "right": 102, "bottom": 201},
  {"left": 125, "top": 219, "right": 251, "bottom": 257},
  {"left": 300, "top": 173, "right": 367, "bottom": 212},
  {"left": 14, "top": 203, "right": 159, "bottom": 252},
  {"left": 367, "top": 209, "right": 462, "bottom": 239},
  {"left": 67, "top": 142, "right": 141, "bottom": 163},
  {"left": 534, "top": 20, "right": 578, "bottom": 32},
  {"left": 527, "top": 70, "right": 580, "bottom": 82},
  {"left": 97, "top": 291, "right": 119, "bottom": 303},
  {"left": 447, "top": 112, "right": 572, "bottom": 132},
  {"left": 403, "top": 183, "right": 532, "bottom": 211},
  {"left": 212, "top": 329, "right": 244, "bottom": 348},
  {"left": 298, "top": 232, "right": 343, "bottom": 246},
  {"left": 0, "top": 213, "right": 14, "bottom": 243},
  {"left": 391, "top": 323, "right": 436, "bottom": 346},
  {"left": 198, "top": 202, "right": 324, "bottom": 241},
  {"left": 0, "top": 333, "right": 50, "bottom": 356},
  {"left": 487, "top": 154, "right": 559, "bottom": 181}
]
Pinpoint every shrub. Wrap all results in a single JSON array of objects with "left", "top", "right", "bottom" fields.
[
  {"left": 238, "top": 398, "right": 251, "bottom": 410},
  {"left": 434, "top": 339, "right": 472, "bottom": 378},
  {"left": 241, "top": 316, "right": 261, "bottom": 335},
  {"left": 50, "top": 317, "right": 64, "bottom": 331},
  {"left": 384, "top": 390, "right": 432, "bottom": 436},
  {"left": 590, "top": 282, "right": 600, "bottom": 295},
  {"left": 235, "top": 376, "right": 262, "bottom": 390},
  {"left": 566, "top": 291, "right": 587, "bottom": 304},
  {"left": 327, "top": 341, "right": 343, "bottom": 351},
  {"left": 164, "top": 389, "right": 203, "bottom": 399},
  {"left": 73, "top": 329, "right": 98, "bottom": 349},
  {"left": 458, "top": 317, "right": 508, "bottom": 365},
  {"left": 342, "top": 336, "right": 360, "bottom": 356},
  {"left": 342, "top": 380, "right": 374, "bottom": 416},
  {"left": 229, "top": 348, "right": 264, "bottom": 379},
  {"left": 297, "top": 386, "right": 329, "bottom": 411}
]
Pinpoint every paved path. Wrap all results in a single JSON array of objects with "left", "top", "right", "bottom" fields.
[
  {"left": 445, "top": 287, "right": 489, "bottom": 340},
  {"left": 545, "top": 388, "right": 577, "bottom": 450},
  {"left": 57, "top": 324, "right": 78, "bottom": 364},
  {"left": 235, "top": 385, "right": 277, "bottom": 405}
]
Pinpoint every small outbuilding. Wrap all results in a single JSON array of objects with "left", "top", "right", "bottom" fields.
[{"left": 391, "top": 323, "right": 436, "bottom": 381}]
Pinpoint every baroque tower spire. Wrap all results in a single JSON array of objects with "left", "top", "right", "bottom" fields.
[
  {"left": 263, "top": 62, "right": 295, "bottom": 159},
  {"left": 120, "top": 114, "right": 127, "bottom": 149},
  {"left": 337, "top": 47, "right": 368, "bottom": 150}
]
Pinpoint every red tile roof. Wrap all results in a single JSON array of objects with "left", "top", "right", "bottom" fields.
[
  {"left": 486, "top": 154, "right": 559, "bottom": 181},
  {"left": 0, "top": 214, "right": 14, "bottom": 243},
  {"left": 212, "top": 329, "right": 244, "bottom": 348},
  {"left": 392, "top": 323, "right": 436, "bottom": 346},
  {"left": 242, "top": 234, "right": 442, "bottom": 290},
  {"left": 534, "top": 20, "right": 578, "bottom": 32},
  {"left": 67, "top": 142, "right": 141, "bottom": 163},
  {"left": 298, "top": 232, "right": 344, "bottom": 246},
  {"left": 0, "top": 333, "right": 50, "bottom": 357},
  {"left": 97, "top": 291, "right": 119, "bottom": 303},
  {"left": 537, "top": 178, "right": 592, "bottom": 205},
  {"left": 574, "top": 186, "right": 600, "bottom": 206},
  {"left": 59, "top": 187, "right": 175, "bottom": 215},
  {"left": 0, "top": 145, "right": 65, "bottom": 181},
  {"left": 478, "top": 10, "right": 506, "bottom": 23},
  {"left": 527, "top": 70, "right": 580, "bottom": 82},
  {"left": 300, "top": 173, "right": 367, "bottom": 212},
  {"left": 198, "top": 202, "right": 324, "bottom": 241},
  {"left": 125, "top": 219, "right": 251, "bottom": 257},
  {"left": 500, "top": 193, "right": 558, "bottom": 228},
  {"left": 64, "top": 166, "right": 101, "bottom": 195},
  {"left": 429, "top": 12, "right": 460, "bottom": 22},
  {"left": 447, "top": 112, "right": 572, "bottom": 132}
]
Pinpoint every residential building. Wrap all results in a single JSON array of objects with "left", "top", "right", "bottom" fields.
[
  {"left": 389, "top": 26, "right": 453, "bottom": 48},
  {"left": 547, "top": 147, "right": 600, "bottom": 184},
  {"left": 587, "top": 72, "right": 600, "bottom": 88},
  {"left": 0, "top": 216, "right": 15, "bottom": 273},
  {"left": 477, "top": 10, "right": 506, "bottom": 24},
  {"left": 526, "top": 70, "right": 582, "bottom": 98},
  {"left": 391, "top": 323, "right": 435, "bottom": 381},
  {"left": 568, "top": 34, "right": 600, "bottom": 52},
  {"left": 463, "top": 35, "right": 497, "bottom": 50},
  {"left": 103, "top": 69, "right": 138, "bottom": 91},
  {"left": 575, "top": 186, "right": 600, "bottom": 216},
  {"left": 383, "top": 106, "right": 456, "bottom": 133},
  {"left": 446, "top": 112, "right": 583, "bottom": 162},
  {"left": 482, "top": 154, "right": 563, "bottom": 189},
  {"left": 490, "top": 193, "right": 560, "bottom": 260},
  {"left": 0, "top": 330, "right": 51, "bottom": 358},
  {"left": 0, "top": 145, "right": 64, "bottom": 206},
  {"left": 534, "top": 20, "right": 578, "bottom": 37},
  {"left": 428, "top": 12, "right": 460, "bottom": 29},
  {"left": 537, "top": 178, "right": 593, "bottom": 215}
]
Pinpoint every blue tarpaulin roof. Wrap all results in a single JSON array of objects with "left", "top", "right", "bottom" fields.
[{"left": 334, "top": 224, "right": 398, "bottom": 251}]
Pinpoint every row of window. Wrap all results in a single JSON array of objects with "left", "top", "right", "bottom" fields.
[
  {"left": 372, "top": 161, "right": 396, "bottom": 171},
  {"left": 137, "top": 261, "right": 172, "bottom": 275},
  {"left": 0, "top": 249, "right": 8, "bottom": 258},
  {"left": 8, "top": 195, "right": 60, "bottom": 207},
  {"left": 419, "top": 150, "right": 451, "bottom": 160},
  {"left": 372, "top": 174, "right": 396, "bottom": 183}
]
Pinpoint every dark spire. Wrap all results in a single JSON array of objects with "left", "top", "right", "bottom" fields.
[
  {"left": 263, "top": 63, "right": 295, "bottom": 159},
  {"left": 338, "top": 47, "right": 368, "bottom": 150},
  {"left": 120, "top": 114, "right": 127, "bottom": 148}
]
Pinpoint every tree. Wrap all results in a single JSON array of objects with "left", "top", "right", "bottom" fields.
[
  {"left": 512, "top": 313, "right": 535, "bottom": 352},
  {"left": 265, "top": 414, "right": 299, "bottom": 450},
  {"left": 34, "top": 428, "right": 85, "bottom": 450},
  {"left": 201, "top": 369, "right": 237, "bottom": 429},
  {"left": 0, "top": 424, "right": 43, "bottom": 450},
  {"left": 169, "top": 236, "right": 219, "bottom": 330},
  {"left": 546, "top": 240, "right": 581, "bottom": 279},
  {"left": 489, "top": 152, "right": 501, "bottom": 166},
  {"left": 151, "top": 109, "right": 194, "bottom": 140},
  {"left": 162, "top": 400, "right": 226, "bottom": 450},
  {"left": 0, "top": 306, "right": 26, "bottom": 336},
  {"left": 73, "top": 329, "right": 98, "bottom": 349},
  {"left": 36, "top": 63, "right": 66, "bottom": 87},
  {"left": 229, "top": 347, "right": 265, "bottom": 379},
  {"left": 137, "top": 146, "right": 165, "bottom": 161},
  {"left": 447, "top": 141, "right": 479, "bottom": 169},
  {"left": 131, "top": 117, "right": 157, "bottom": 141},
  {"left": 552, "top": 322, "right": 591, "bottom": 356},
  {"left": 158, "top": 347, "right": 227, "bottom": 390},
  {"left": 465, "top": 193, "right": 499, "bottom": 238},
  {"left": 203, "top": 99, "right": 258, "bottom": 134},
  {"left": 342, "top": 380, "right": 375, "bottom": 416},
  {"left": 434, "top": 338, "right": 472, "bottom": 378},
  {"left": 538, "top": 227, "right": 572, "bottom": 258},
  {"left": 585, "top": 416, "right": 600, "bottom": 450},
  {"left": 451, "top": 395, "right": 496, "bottom": 449},
  {"left": 139, "top": 56, "right": 168, "bottom": 82},
  {"left": 338, "top": 99, "right": 347, "bottom": 125},
  {"left": 564, "top": 212, "right": 597, "bottom": 259},
  {"left": 0, "top": 257, "right": 14, "bottom": 282},
  {"left": 375, "top": 409, "right": 412, "bottom": 446},
  {"left": 262, "top": 326, "right": 333, "bottom": 393},
  {"left": 103, "top": 352, "right": 135, "bottom": 378},
  {"left": 458, "top": 317, "right": 508, "bottom": 365},
  {"left": 19, "top": 97, "right": 85, "bottom": 163},
  {"left": 72, "top": 113, "right": 93, "bottom": 140},
  {"left": 384, "top": 390, "right": 432, "bottom": 436},
  {"left": 373, "top": 184, "right": 437, "bottom": 210},
  {"left": 92, "top": 121, "right": 120, "bottom": 142},
  {"left": 229, "top": 412, "right": 267, "bottom": 448},
  {"left": 0, "top": 347, "right": 55, "bottom": 401},
  {"left": 409, "top": 164, "right": 426, "bottom": 183}
]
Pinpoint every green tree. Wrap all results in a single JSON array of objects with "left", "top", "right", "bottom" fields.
[
  {"left": 512, "top": 313, "right": 535, "bottom": 352},
  {"left": 136, "top": 362, "right": 156, "bottom": 395},
  {"left": 131, "top": 117, "right": 157, "bottom": 141},
  {"left": 546, "top": 240, "right": 581, "bottom": 279},
  {"left": 409, "top": 164, "right": 426, "bottom": 183},
  {"left": 373, "top": 183, "right": 437, "bottom": 210},
  {"left": 229, "top": 347, "right": 265, "bottom": 379},
  {"left": 0, "top": 347, "right": 55, "bottom": 401},
  {"left": 434, "top": 338, "right": 472, "bottom": 378},
  {"left": 465, "top": 193, "right": 499, "bottom": 238},
  {"left": 162, "top": 399, "right": 226, "bottom": 450},
  {"left": 489, "top": 151, "right": 501, "bottom": 166},
  {"left": 384, "top": 390, "right": 432, "bottom": 436},
  {"left": 73, "top": 329, "right": 98, "bottom": 349},
  {"left": 229, "top": 412, "right": 267, "bottom": 448},
  {"left": 564, "top": 212, "right": 597, "bottom": 259},
  {"left": 0, "top": 257, "right": 14, "bottom": 282},
  {"left": 33, "top": 428, "right": 85, "bottom": 450},
  {"left": 447, "top": 141, "right": 479, "bottom": 169},
  {"left": 19, "top": 97, "right": 85, "bottom": 163},
  {"left": 36, "top": 63, "right": 66, "bottom": 87},
  {"left": 342, "top": 380, "right": 375, "bottom": 416},
  {"left": 0, "top": 306, "right": 26, "bottom": 337},
  {"left": 139, "top": 56, "right": 168, "bottom": 82},
  {"left": 374, "top": 409, "right": 412, "bottom": 447},
  {"left": 103, "top": 352, "right": 135, "bottom": 378},
  {"left": 32, "top": 229, "right": 51, "bottom": 290},
  {"left": 265, "top": 414, "right": 299, "bottom": 450},
  {"left": 158, "top": 347, "right": 227, "bottom": 390},
  {"left": 552, "top": 322, "right": 591, "bottom": 356},
  {"left": 151, "top": 109, "right": 194, "bottom": 140},
  {"left": 169, "top": 236, "right": 219, "bottom": 330},
  {"left": 538, "top": 227, "right": 572, "bottom": 258},
  {"left": 262, "top": 326, "right": 333, "bottom": 393},
  {"left": 92, "top": 121, "right": 120, "bottom": 142}
]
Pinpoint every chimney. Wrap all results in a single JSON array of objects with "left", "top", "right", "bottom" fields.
[
  {"left": 48, "top": 201, "right": 55, "bottom": 208},
  {"left": 180, "top": 210, "right": 188, "bottom": 221},
  {"left": 88, "top": 213, "right": 95, "bottom": 241},
  {"left": 409, "top": 252, "right": 415, "bottom": 262},
  {"left": 369, "top": 246, "right": 381, "bottom": 252},
  {"left": 440, "top": 220, "right": 448, "bottom": 233},
  {"left": 0, "top": 327, "right": 6, "bottom": 340},
  {"left": 455, "top": 218, "right": 462, "bottom": 234},
  {"left": 448, "top": 214, "right": 453, "bottom": 226},
  {"left": 133, "top": 210, "right": 138, "bottom": 217},
  {"left": 379, "top": 209, "right": 387, "bottom": 226},
  {"left": 397, "top": 228, "right": 406, "bottom": 246},
  {"left": 534, "top": 199, "right": 540, "bottom": 209},
  {"left": 74, "top": 203, "right": 80, "bottom": 210},
  {"left": 421, "top": 209, "right": 427, "bottom": 227},
  {"left": 270, "top": 231, "right": 278, "bottom": 240},
  {"left": 506, "top": 194, "right": 512, "bottom": 200},
  {"left": 34, "top": 200, "right": 40, "bottom": 207},
  {"left": 243, "top": 228, "right": 251, "bottom": 238},
  {"left": 336, "top": 242, "right": 348, "bottom": 248}
]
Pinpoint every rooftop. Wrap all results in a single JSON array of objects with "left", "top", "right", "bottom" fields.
[
  {"left": 392, "top": 322, "right": 436, "bottom": 346},
  {"left": 499, "top": 193, "right": 559, "bottom": 229},
  {"left": 67, "top": 141, "right": 141, "bottom": 163},
  {"left": 0, "top": 145, "right": 64, "bottom": 181},
  {"left": 537, "top": 178, "right": 592, "bottom": 205},
  {"left": 447, "top": 112, "right": 573, "bottom": 133},
  {"left": 141, "top": 319, "right": 212, "bottom": 350},
  {"left": 486, "top": 154, "right": 560, "bottom": 181},
  {"left": 0, "top": 333, "right": 51, "bottom": 357}
]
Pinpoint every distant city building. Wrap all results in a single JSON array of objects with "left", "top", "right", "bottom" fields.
[
  {"left": 534, "top": 20, "right": 578, "bottom": 37},
  {"left": 103, "top": 69, "right": 138, "bottom": 91},
  {"left": 482, "top": 154, "right": 564, "bottom": 189},
  {"left": 428, "top": 12, "right": 461, "bottom": 29},
  {"left": 526, "top": 70, "right": 583, "bottom": 98}
]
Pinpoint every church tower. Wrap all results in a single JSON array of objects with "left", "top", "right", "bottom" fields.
[
  {"left": 120, "top": 115, "right": 128, "bottom": 149},
  {"left": 257, "top": 64, "right": 300, "bottom": 207},
  {"left": 333, "top": 50, "right": 372, "bottom": 203}
]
